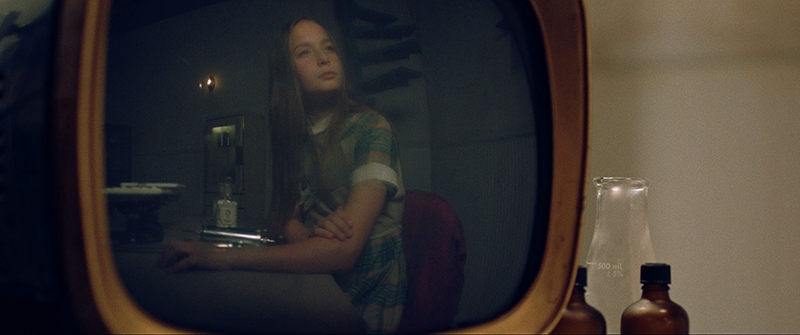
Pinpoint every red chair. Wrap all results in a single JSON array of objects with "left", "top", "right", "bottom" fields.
[{"left": 397, "top": 190, "right": 467, "bottom": 334}]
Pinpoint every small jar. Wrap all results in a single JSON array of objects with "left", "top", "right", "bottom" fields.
[{"left": 213, "top": 177, "right": 237, "bottom": 228}]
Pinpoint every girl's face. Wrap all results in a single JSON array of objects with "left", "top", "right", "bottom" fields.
[{"left": 288, "top": 20, "right": 344, "bottom": 98}]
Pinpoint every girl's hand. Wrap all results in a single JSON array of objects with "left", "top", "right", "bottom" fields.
[
  {"left": 157, "top": 240, "right": 232, "bottom": 273},
  {"left": 312, "top": 206, "right": 354, "bottom": 241}
]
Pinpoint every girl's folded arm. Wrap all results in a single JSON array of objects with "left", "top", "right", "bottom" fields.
[{"left": 159, "top": 181, "right": 387, "bottom": 274}]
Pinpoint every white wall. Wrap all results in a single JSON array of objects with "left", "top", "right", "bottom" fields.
[{"left": 582, "top": 1, "right": 800, "bottom": 333}]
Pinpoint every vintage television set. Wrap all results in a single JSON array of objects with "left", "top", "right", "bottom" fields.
[{"left": 0, "top": 0, "right": 587, "bottom": 333}]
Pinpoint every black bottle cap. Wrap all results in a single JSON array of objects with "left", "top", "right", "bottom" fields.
[
  {"left": 576, "top": 266, "right": 587, "bottom": 287},
  {"left": 640, "top": 263, "right": 671, "bottom": 284}
]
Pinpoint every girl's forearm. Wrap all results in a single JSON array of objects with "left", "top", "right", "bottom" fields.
[
  {"left": 223, "top": 181, "right": 386, "bottom": 274},
  {"left": 223, "top": 235, "right": 362, "bottom": 273}
]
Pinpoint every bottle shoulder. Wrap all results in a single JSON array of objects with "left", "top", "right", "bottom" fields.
[
  {"left": 553, "top": 305, "right": 607, "bottom": 334},
  {"left": 623, "top": 297, "right": 688, "bottom": 314},
  {"left": 621, "top": 298, "right": 689, "bottom": 334},
  {"left": 552, "top": 294, "right": 607, "bottom": 334}
]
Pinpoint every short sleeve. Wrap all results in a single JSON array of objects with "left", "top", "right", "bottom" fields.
[{"left": 351, "top": 114, "right": 399, "bottom": 193}]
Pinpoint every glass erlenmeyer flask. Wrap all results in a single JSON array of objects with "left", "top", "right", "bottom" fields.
[{"left": 585, "top": 177, "right": 656, "bottom": 334}]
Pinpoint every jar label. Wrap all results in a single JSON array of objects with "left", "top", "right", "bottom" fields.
[{"left": 216, "top": 201, "right": 237, "bottom": 227}]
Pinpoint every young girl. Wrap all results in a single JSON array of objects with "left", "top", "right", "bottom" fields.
[{"left": 158, "top": 18, "right": 407, "bottom": 334}]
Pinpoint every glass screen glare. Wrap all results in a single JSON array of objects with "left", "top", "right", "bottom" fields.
[{"left": 104, "top": 0, "right": 548, "bottom": 332}]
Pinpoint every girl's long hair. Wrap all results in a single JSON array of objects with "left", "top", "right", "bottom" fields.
[{"left": 267, "top": 17, "right": 360, "bottom": 235}]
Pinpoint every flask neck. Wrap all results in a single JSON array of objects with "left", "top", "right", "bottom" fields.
[{"left": 640, "top": 283, "right": 671, "bottom": 300}]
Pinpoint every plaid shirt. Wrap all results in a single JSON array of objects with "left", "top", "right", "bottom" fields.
[{"left": 298, "top": 110, "right": 405, "bottom": 239}]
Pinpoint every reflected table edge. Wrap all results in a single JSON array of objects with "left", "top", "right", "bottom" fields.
[{"left": 111, "top": 216, "right": 366, "bottom": 334}]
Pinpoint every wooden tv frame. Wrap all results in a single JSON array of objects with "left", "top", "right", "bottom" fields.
[{"left": 51, "top": 0, "right": 588, "bottom": 333}]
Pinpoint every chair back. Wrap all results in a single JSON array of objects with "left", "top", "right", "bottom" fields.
[{"left": 397, "top": 190, "right": 467, "bottom": 333}]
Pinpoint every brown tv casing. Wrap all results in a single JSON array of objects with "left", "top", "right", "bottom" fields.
[{"left": 51, "top": 0, "right": 589, "bottom": 333}]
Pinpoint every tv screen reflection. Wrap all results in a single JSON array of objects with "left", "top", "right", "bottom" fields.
[{"left": 104, "top": 0, "right": 548, "bottom": 332}]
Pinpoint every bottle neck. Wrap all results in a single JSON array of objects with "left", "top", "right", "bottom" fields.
[
  {"left": 641, "top": 283, "right": 671, "bottom": 300},
  {"left": 570, "top": 285, "right": 587, "bottom": 303},
  {"left": 220, "top": 183, "right": 232, "bottom": 199}
]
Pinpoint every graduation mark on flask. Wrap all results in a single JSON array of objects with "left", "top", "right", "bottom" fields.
[{"left": 586, "top": 262, "right": 625, "bottom": 277}]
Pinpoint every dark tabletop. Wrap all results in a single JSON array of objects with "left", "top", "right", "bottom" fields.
[{"left": 112, "top": 216, "right": 366, "bottom": 334}]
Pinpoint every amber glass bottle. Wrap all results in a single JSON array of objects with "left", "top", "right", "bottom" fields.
[
  {"left": 621, "top": 263, "right": 689, "bottom": 334},
  {"left": 552, "top": 266, "right": 607, "bottom": 334}
]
